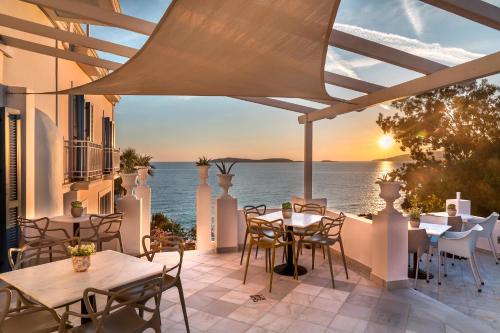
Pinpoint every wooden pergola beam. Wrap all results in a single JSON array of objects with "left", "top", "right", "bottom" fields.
[
  {"left": 324, "top": 72, "right": 385, "bottom": 93},
  {"left": 299, "top": 52, "right": 500, "bottom": 123},
  {"left": 22, "top": 0, "right": 155, "bottom": 35},
  {"left": 420, "top": 0, "right": 500, "bottom": 30},
  {"left": 330, "top": 30, "right": 448, "bottom": 74},
  {"left": 0, "top": 34, "right": 121, "bottom": 70},
  {"left": 235, "top": 97, "right": 317, "bottom": 114},
  {"left": 0, "top": 14, "right": 136, "bottom": 58}
]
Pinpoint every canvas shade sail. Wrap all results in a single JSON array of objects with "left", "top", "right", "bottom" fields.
[{"left": 62, "top": 0, "right": 339, "bottom": 99}]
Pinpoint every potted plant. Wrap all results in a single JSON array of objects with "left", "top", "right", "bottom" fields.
[
  {"left": 196, "top": 156, "right": 211, "bottom": 185},
  {"left": 215, "top": 161, "right": 237, "bottom": 199},
  {"left": 282, "top": 202, "right": 293, "bottom": 219},
  {"left": 71, "top": 200, "right": 83, "bottom": 217},
  {"left": 447, "top": 203, "right": 457, "bottom": 216},
  {"left": 376, "top": 172, "right": 401, "bottom": 200},
  {"left": 68, "top": 243, "right": 96, "bottom": 272},
  {"left": 408, "top": 207, "right": 422, "bottom": 228}
]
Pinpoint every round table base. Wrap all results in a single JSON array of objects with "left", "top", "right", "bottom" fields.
[{"left": 274, "top": 264, "right": 307, "bottom": 276}]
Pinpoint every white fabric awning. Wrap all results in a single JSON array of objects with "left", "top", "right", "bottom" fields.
[{"left": 62, "top": 0, "right": 340, "bottom": 99}]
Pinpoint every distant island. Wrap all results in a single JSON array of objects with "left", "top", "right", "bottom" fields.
[
  {"left": 373, "top": 151, "right": 444, "bottom": 162},
  {"left": 213, "top": 157, "right": 297, "bottom": 163},
  {"left": 321, "top": 160, "right": 338, "bottom": 162}
]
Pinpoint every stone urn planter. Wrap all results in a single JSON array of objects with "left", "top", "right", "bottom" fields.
[
  {"left": 72, "top": 256, "right": 91, "bottom": 272},
  {"left": 71, "top": 207, "right": 83, "bottom": 218},
  {"left": 198, "top": 165, "right": 210, "bottom": 185},
  {"left": 217, "top": 174, "right": 234, "bottom": 199},
  {"left": 282, "top": 209, "right": 293, "bottom": 219},
  {"left": 136, "top": 167, "right": 149, "bottom": 186},
  {"left": 378, "top": 181, "right": 401, "bottom": 212},
  {"left": 447, "top": 204, "right": 457, "bottom": 216},
  {"left": 121, "top": 172, "right": 138, "bottom": 197},
  {"left": 409, "top": 218, "right": 421, "bottom": 228}
]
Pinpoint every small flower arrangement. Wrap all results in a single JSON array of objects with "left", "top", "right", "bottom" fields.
[
  {"left": 375, "top": 172, "right": 398, "bottom": 184},
  {"left": 70, "top": 200, "right": 84, "bottom": 217},
  {"left": 195, "top": 156, "right": 211, "bottom": 166},
  {"left": 282, "top": 202, "right": 293, "bottom": 218},
  {"left": 282, "top": 202, "right": 292, "bottom": 210},
  {"left": 68, "top": 243, "right": 96, "bottom": 257},
  {"left": 408, "top": 207, "right": 422, "bottom": 228},
  {"left": 447, "top": 203, "right": 457, "bottom": 216},
  {"left": 71, "top": 200, "right": 83, "bottom": 208}
]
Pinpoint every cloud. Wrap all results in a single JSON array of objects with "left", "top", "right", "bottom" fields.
[
  {"left": 402, "top": 0, "right": 423, "bottom": 36},
  {"left": 325, "top": 51, "right": 361, "bottom": 79},
  {"left": 333, "top": 23, "right": 484, "bottom": 66}
]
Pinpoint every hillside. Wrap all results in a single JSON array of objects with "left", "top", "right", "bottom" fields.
[
  {"left": 373, "top": 151, "right": 444, "bottom": 162},
  {"left": 213, "top": 157, "right": 296, "bottom": 163}
]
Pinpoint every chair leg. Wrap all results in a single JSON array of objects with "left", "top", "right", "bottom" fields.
[
  {"left": 265, "top": 248, "right": 268, "bottom": 272},
  {"left": 176, "top": 280, "right": 190, "bottom": 333},
  {"left": 292, "top": 243, "right": 298, "bottom": 280},
  {"left": 414, "top": 251, "right": 420, "bottom": 289},
  {"left": 49, "top": 246, "right": 53, "bottom": 262},
  {"left": 311, "top": 245, "right": 315, "bottom": 270},
  {"left": 426, "top": 246, "right": 432, "bottom": 283},
  {"left": 255, "top": 245, "right": 259, "bottom": 259},
  {"left": 240, "top": 230, "right": 249, "bottom": 265},
  {"left": 243, "top": 243, "right": 253, "bottom": 285},
  {"left": 118, "top": 235, "right": 124, "bottom": 253},
  {"left": 339, "top": 238, "right": 349, "bottom": 279},
  {"left": 322, "top": 245, "right": 326, "bottom": 259},
  {"left": 468, "top": 255, "right": 481, "bottom": 292},
  {"left": 299, "top": 236, "right": 304, "bottom": 255},
  {"left": 269, "top": 247, "right": 276, "bottom": 292},
  {"left": 437, "top": 251, "right": 442, "bottom": 286},
  {"left": 326, "top": 246, "right": 335, "bottom": 288},
  {"left": 268, "top": 249, "right": 272, "bottom": 271},
  {"left": 488, "top": 235, "right": 498, "bottom": 264},
  {"left": 471, "top": 252, "right": 484, "bottom": 285}
]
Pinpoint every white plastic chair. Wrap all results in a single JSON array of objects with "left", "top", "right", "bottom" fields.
[
  {"left": 408, "top": 229, "right": 431, "bottom": 288},
  {"left": 437, "top": 224, "right": 483, "bottom": 292},
  {"left": 464, "top": 212, "right": 499, "bottom": 264}
]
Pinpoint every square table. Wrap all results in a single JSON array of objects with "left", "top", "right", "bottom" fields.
[
  {"left": 426, "top": 212, "right": 480, "bottom": 223},
  {"left": 259, "top": 211, "right": 323, "bottom": 276},
  {"left": 0, "top": 250, "right": 165, "bottom": 309},
  {"left": 50, "top": 214, "right": 106, "bottom": 236}
]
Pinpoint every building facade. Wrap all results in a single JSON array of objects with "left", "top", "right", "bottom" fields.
[{"left": 0, "top": 0, "right": 121, "bottom": 270}]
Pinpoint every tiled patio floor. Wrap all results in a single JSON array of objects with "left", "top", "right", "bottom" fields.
[{"left": 151, "top": 248, "right": 499, "bottom": 333}]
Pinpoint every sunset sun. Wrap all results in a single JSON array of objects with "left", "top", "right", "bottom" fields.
[{"left": 378, "top": 134, "right": 394, "bottom": 150}]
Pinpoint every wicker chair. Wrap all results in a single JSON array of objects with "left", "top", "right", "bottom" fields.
[
  {"left": 296, "top": 213, "right": 348, "bottom": 288},
  {"left": 243, "top": 217, "right": 298, "bottom": 292},
  {"left": 0, "top": 287, "right": 62, "bottom": 333},
  {"left": 58, "top": 268, "right": 166, "bottom": 333},
  {"left": 77, "top": 213, "right": 124, "bottom": 252},
  {"left": 240, "top": 205, "right": 268, "bottom": 265}
]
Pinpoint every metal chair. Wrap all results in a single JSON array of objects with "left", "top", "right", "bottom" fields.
[
  {"left": 296, "top": 213, "right": 348, "bottom": 288},
  {"left": 464, "top": 212, "right": 499, "bottom": 264},
  {"left": 8, "top": 241, "right": 71, "bottom": 271},
  {"left": 408, "top": 228, "right": 431, "bottom": 288},
  {"left": 58, "top": 268, "right": 166, "bottom": 333},
  {"left": 243, "top": 217, "right": 298, "bottom": 292},
  {"left": 17, "top": 217, "right": 72, "bottom": 262},
  {"left": 0, "top": 287, "right": 62, "bottom": 333},
  {"left": 293, "top": 203, "right": 326, "bottom": 257},
  {"left": 438, "top": 224, "right": 484, "bottom": 292},
  {"left": 240, "top": 205, "right": 267, "bottom": 265},
  {"left": 77, "top": 213, "right": 124, "bottom": 252}
]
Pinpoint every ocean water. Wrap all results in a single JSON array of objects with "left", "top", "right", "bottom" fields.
[{"left": 149, "top": 161, "right": 402, "bottom": 229}]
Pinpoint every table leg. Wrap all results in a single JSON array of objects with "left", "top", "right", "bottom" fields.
[
  {"left": 273, "top": 226, "right": 307, "bottom": 276},
  {"left": 408, "top": 252, "right": 433, "bottom": 279},
  {"left": 80, "top": 295, "right": 96, "bottom": 324}
]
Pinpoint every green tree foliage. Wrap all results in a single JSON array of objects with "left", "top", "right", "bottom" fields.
[
  {"left": 151, "top": 212, "right": 196, "bottom": 243},
  {"left": 377, "top": 80, "right": 500, "bottom": 216}
]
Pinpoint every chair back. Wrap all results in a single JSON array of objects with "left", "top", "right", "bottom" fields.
[
  {"left": 447, "top": 216, "right": 463, "bottom": 232},
  {"left": 8, "top": 242, "right": 71, "bottom": 270},
  {"left": 319, "top": 212, "right": 346, "bottom": 238},
  {"left": 0, "top": 288, "right": 11, "bottom": 325},
  {"left": 243, "top": 205, "right": 266, "bottom": 219},
  {"left": 475, "top": 212, "right": 499, "bottom": 236},
  {"left": 141, "top": 235, "right": 184, "bottom": 287},
  {"left": 17, "top": 217, "right": 50, "bottom": 245},
  {"left": 408, "top": 229, "right": 430, "bottom": 254},
  {"left": 247, "top": 217, "right": 289, "bottom": 245},
  {"left": 87, "top": 213, "right": 123, "bottom": 238},
  {"left": 293, "top": 203, "right": 326, "bottom": 215}
]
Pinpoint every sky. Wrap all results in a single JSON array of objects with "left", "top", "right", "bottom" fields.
[{"left": 89, "top": 0, "right": 500, "bottom": 162}]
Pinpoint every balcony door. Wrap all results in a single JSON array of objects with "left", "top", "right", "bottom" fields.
[{"left": 0, "top": 107, "right": 21, "bottom": 272}]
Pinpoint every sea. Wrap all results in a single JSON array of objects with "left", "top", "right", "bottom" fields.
[{"left": 149, "top": 161, "right": 403, "bottom": 229}]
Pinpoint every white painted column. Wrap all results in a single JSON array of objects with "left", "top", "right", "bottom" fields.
[
  {"left": 304, "top": 121, "right": 313, "bottom": 200},
  {"left": 370, "top": 182, "right": 408, "bottom": 289},
  {"left": 135, "top": 167, "right": 151, "bottom": 242},
  {"left": 116, "top": 173, "right": 143, "bottom": 255},
  {"left": 196, "top": 166, "right": 213, "bottom": 252},
  {"left": 214, "top": 174, "right": 238, "bottom": 253}
]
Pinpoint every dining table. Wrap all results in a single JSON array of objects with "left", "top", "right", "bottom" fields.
[
  {"left": 0, "top": 250, "right": 164, "bottom": 323},
  {"left": 259, "top": 211, "right": 323, "bottom": 276},
  {"left": 50, "top": 214, "right": 106, "bottom": 236},
  {"left": 408, "top": 222, "right": 451, "bottom": 279}
]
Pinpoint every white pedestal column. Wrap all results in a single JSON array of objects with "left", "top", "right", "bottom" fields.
[
  {"left": 117, "top": 173, "right": 143, "bottom": 255},
  {"left": 370, "top": 182, "right": 408, "bottom": 289},
  {"left": 135, "top": 167, "right": 151, "bottom": 241},
  {"left": 215, "top": 173, "right": 238, "bottom": 253},
  {"left": 196, "top": 165, "right": 213, "bottom": 252}
]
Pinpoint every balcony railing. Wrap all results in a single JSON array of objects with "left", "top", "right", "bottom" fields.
[{"left": 104, "top": 147, "right": 120, "bottom": 174}]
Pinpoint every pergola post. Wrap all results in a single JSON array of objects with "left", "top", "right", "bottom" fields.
[{"left": 304, "top": 121, "right": 313, "bottom": 200}]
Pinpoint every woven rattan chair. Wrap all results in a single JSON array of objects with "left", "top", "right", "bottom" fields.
[
  {"left": 17, "top": 217, "right": 72, "bottom": 262},
  {"left": 59, "top": 268, "right": 166, "bottom": 333},
  {"left": 243, "top": 217, "right": 298, "bottom": 292},
  {"left": 77, "top": 213, "right": 124, "bottom": 252},
  {"left": 240, "top": 205, "right": 268, "bottom": 265},
  {"left": 0, "top": 287, "right": 62, "bottom": 333},
  {"left": 297, "top": 213, "right": 348, "bottom": 288},
  {"left": 293, "top": 203, "right": 326, "bottom": 257}
]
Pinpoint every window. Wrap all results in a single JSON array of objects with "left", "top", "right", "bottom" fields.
[
  {"left": 99, "top": 192, "right": 112, "bottom": 214},
  {"left": 71, "top": 95, "right": 93, "bottom": 141}
]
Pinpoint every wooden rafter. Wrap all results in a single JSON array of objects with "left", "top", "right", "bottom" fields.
[
  {"left": 324, "top": 72, "right": 385, "bottom": 93},
  {"left": 299, "top": 52, "right": 500, "bottom": 123},
  {"left": 236, "top": 97, "right": 317, "bottom": 114},
  {"left": 420, "top": 0, "right": 500, "bottom": 30}
]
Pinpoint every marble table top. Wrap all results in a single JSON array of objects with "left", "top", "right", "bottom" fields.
[
  {"left": 259, "top": 211, "right": 323, "bottom": 228},
  {"left": 0, "top": 250, "right": 164, "bottom": 308},
  {"left": 50, "top": 214, "right": 106, "bottom": 224}
]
